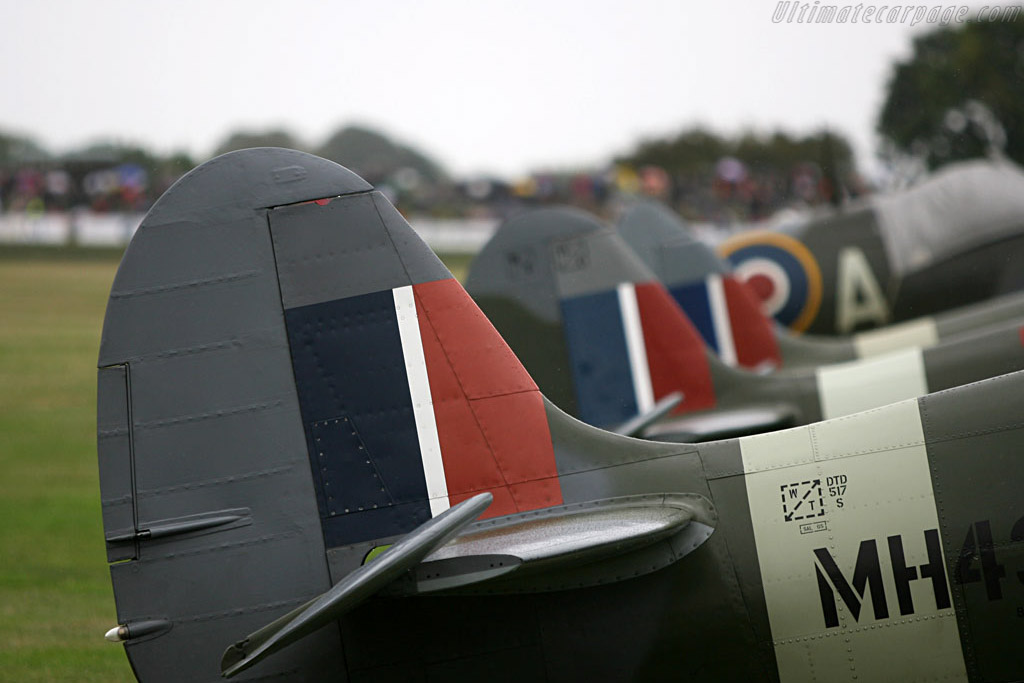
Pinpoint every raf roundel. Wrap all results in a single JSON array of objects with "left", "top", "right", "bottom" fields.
[{"left": 719, "top": 231, "right": 823, "bottom": 333}]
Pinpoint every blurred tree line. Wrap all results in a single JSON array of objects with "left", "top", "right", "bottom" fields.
[{"left": 878, "top": 13, "right": 1024, "bottom": 170}]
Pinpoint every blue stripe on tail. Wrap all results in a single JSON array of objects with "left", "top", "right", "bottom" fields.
[
  {"left": 560, "top": 290, "right": 637, "bottom": 427},
  {"left": 668, "top": 281, "right": 719, "bottom": 354},
  {"left": 283, "top": 289, "right": 431, "bottom": 547}
]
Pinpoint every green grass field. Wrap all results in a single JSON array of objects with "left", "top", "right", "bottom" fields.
[{"left": 0, "top": 246, "right": 472, "bottom": 681}]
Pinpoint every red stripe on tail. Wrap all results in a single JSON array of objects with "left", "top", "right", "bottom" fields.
[
  {"left": 634, "top": 282, "right": 716, "bottom": 414},
  {"left": 414, "top": 278, "right": 562, "bottom": 517},
  {"left": 723, "top": 276, "right": 782, "bottom": 369}
]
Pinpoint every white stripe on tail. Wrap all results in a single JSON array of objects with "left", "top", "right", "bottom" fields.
[
  {"left": 617, "top": 283, "right": 655, "bottom": 414},
  {"left": 707, "top": 274, "right": 738, "bottom": 366},
  {"left": 393, "top": 285, "right": 450, "bottom": 516}
]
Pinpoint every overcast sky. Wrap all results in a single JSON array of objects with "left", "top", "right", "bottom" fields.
[{"left": 2, "top": 0, "right": 952, "bottom": 178}]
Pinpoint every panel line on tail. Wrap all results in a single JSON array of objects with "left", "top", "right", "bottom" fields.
[
  {"left": 617, "top": 282, "right": 655, "bottom": 413},
  {"left": 393, "top": 285, "right": 450, "bottom": 516}
]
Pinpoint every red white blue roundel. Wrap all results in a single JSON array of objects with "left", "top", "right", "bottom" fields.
[{"left": 718, "top": 231, "right": 823, "bottom": 333}]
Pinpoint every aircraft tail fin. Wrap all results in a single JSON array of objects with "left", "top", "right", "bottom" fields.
[
  {"left": 467, "top": 207, "right": 719, "bottom": 430},
  {"left": 97, "top": 149, "right": 565, "bottom": 681},
  {"left": 97, "top": 151, "right": 717, "bottom": 681},
  {"left": 617, "top": 201, "right": 782, "bottom": 370}
]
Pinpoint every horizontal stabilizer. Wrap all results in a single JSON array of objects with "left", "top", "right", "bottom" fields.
[
  {"left": 220, "top": 493, "right": 492, "bottom": 678},
  {"left": 387, "top": 492, "right": 716, "bottom": 595},
  {"left": 643, "top": 403, "right": 797, "bottom": 442},
  {"left": 612, "top": 392, "right": 683, "bottom": 437}
]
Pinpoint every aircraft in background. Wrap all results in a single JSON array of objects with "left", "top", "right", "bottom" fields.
[
  {"left": 717, "top": 159, "right": 1024, "bottom": 335},
  {"left": 466, "top": 206, "right": 1024, "bottom": 441},
  {"left": 617, "top": 200, "right": 1024, "bottom": 370},
  {"left": 97, "top": 149, "right": 1023, "bottom": 682}
]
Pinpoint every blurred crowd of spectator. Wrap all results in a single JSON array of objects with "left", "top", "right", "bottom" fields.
[
  {"left": 0, "top": 161, "right": 186, "bottom": 215},
  {"left": 446, "top": 160, "right": 871, "bottom": 225},
  {"left": 0, "top": 138, "right": 870, "bottom": 226}
]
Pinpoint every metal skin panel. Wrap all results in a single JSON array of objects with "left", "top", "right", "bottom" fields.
[
  {"left": 111, "top": 526, "right": 343, "bottom": 682},
  {"left": 270, "top": 193, "right": 449, "bottom": 309},
  {"left": 395, "top": 285, "right": 448, "bottom": 518},
  {"left": 99, "top": 218, "right": 282, "bottom": 367},
  {"left": 700, "top": 437, "right": 780, "bottom": 677},
  {"left": 470, "top": 295, "right": 578, "bottom": 415},
  {"left": 126, "top": 340, "right": 303, "bottom": 498},
  {"left": 738, "top": 401, "right": 969, "bottom": 682},
  {"left": 920, "top": 372, "right": 1024, "bottom": 682},
  {"left": 371, "top": 193, "right": 458, "bottom": 289},
  {"left": 414, "top": 277, "right": 562, "bottom": 516},
  {"left": 98, "top": 149, "right": 354, "bottom": 681},
  {"left": 668, "top": 270, "right": 784, "bottom": 370},
  {"left": 474, "top": 208, "right": 803, "bottom": 432},
  {"left": 270, "top": 195, "right": 562, "bottom": 550},
  {"left": 273, "top": 193, "right": 408, "bottom": 309},
  {"left": 413, "top": 279, "right": 537, "bottom": 400},
  {"left": 282, "top": 288, "right": 434, "bottom": 547},
  {"left": 655, "top": 237, "right": 729, "bottom": 282}
]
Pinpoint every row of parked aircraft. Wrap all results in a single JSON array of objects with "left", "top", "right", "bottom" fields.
[
  {"left": 718, "top": 159, "right": 1024, "bottom": 335},
  {"left": 96, "top": 149, "right": 1023, "bottom": 682}
]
